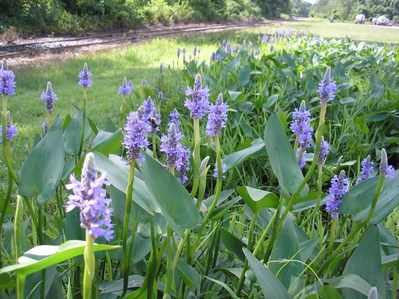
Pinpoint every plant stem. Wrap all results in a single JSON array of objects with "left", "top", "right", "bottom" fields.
[
  {"left": 391, "top": 253, "right": 399, "bottom": 299},
  {"left": 83, "top": 230, "right": 94, "bottom": 299},
  {"left": 192, "top": 135, "right": 222, "bottom": 254},
  {"left": 2, "top": 95, "right": 18, "bottom": 183},
  {"left": 191, "top": 118, "right": 201, "bottom": 197},
  {"left": 78, "top": 88, "right": 87, "bottom": 158},
  {"left": 122, "top": 160, "right": 136, "bottom": 297},
  {"left": 17, "top": 275, "right": 25, "bottom": 299}
]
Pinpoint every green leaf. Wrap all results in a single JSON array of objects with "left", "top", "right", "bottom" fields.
[
  {"left": 141, "top": 153, "right": 199, "bottom": 233},
  {"left": 269, "top": 217, "right": 303, "bottom": 294},
  {"left": 237, "top": 66, "right": 251, "bottom": 87},
  {"left": 237, "top": 186, "right": 278, "bottom": 215},
  {"left": 19, "top": 117, "right": 64, "bottom": 204},
  {"left": 63, "top": 110, "right": 90, "bottom": 156},
  {"left": 205, "top": 276, "right": 240, "bottom": 299},
  {"left": 243, "top": 248, "right": 290, "bottom": 299},
  {"left": 264, "top": 114, "right": 308, "bottom": 199},
  {"left": 92, "top": 129, "right": 123, "bottom": 155},
  {"left": 0, "top": 241, "right": 119, "bottom": 277},
  {"left": 220, "top": 228, "right": 246, "bottom": 262},
  {"left": 342, "top": 225, "right": 385, "bottom": 299},
  {"left": 341, "top": 172, "right": 399, "bottom": 223},
  {"left": 93, "top": 152, "right": 158, "bottom": 215},
  {"left": 0, "top": 273, "right": 14, "bottom": 291},
  {"left": 176, "top": 258, "right": 201, "bottom": 288},
  {"left": 223, "top": 138, "right": 265, "bottom": 170}
]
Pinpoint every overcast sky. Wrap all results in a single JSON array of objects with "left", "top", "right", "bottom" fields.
[{"left": 304, "top": 0, "right": 317, "bottom": 3}]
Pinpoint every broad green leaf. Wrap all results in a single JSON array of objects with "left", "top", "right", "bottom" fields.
[
  {"left": 0, "top": 241, "right": 119, "bottom": 277},
  {"left": 221, "top": 228, "right": 246, "bottom": 262},
  {"left": 99, "top": 275, "right": 145, "bottom": 294},
  {"left": 0, "top": 273, "right": 13, "bottom": 291},
  {"left": 243, "top": 248, "right": 290, "bottom": 299},
  {"left": 92, "top": 129, "right": 123, "bottom": 155},
  {"left": 176, "top": 258, "right": 201, "bottom": 288},
  {"left": 342, "top": 225, "right": 385, "bottom": 299},
  {"left": 141, "top": 153, "right": 199, "bottom": 232},
  {"left": 228, "top": 91, "right": 243, "bottom": 101},
  {"left": 63, "top": 109, "right": 90, "bottom": 155},
  {"left": 19, "top": 117, "right": 64, "bottom": 204},
  {"left": 319, "top": 285, "right": 342, "bottom": 299},
  {"left": 264, "top": 114, "right": 309, "bottom": 199},
  {"left": 237, "top": 65, "right": 251, "bottom": 87},
  {"left": 304, "top": 274, "right": 372, "bottom": 297},
  {"left": 341, "top": 171, "right": 399, "bottom": 223},
  {"left": 93, "top": 152, "right": 158, "bottom": 215},
  {"left": 223, "top": 138, "right": 265, "bottom": 170},
  {"left": 269, "top": 217, "right": 303, "bottom": 294},
  {"left": 237, "top": 186, "right": 278, "bottom": 214}
]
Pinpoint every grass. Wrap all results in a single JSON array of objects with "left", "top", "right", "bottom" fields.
[{"left": 4, "top": 18, "right": 399, "bottom": 175}]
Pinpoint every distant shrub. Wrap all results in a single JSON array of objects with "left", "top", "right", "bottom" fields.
[
  {"left": 0, "top": 26, "right": 19, "bottom": 44},
  {"left": 393, "top": 15, "right": 399, "bottom": 24}
]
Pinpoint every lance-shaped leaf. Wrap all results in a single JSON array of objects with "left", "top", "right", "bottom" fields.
[
  {"left": 19, "top": 117, "right": 64, "bottom": 204},
  {"left": 237, "top": 186, "right": 278, "bottom": 215},
  {"left": 264, "top": 114, "right": 309, "bottom": 199},
  {"left": 141, "top": 153, "right": 199, "bottom": 234}
]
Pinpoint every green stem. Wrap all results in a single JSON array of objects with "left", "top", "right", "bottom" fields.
[
  {"left": 391, "top": 253, "right": 399, "bottom": 299},
  {"left": 122, "top": 161, "right": 136, "bottom": 297},
  {"left": 78, "top": 88, "right": 87, "bottom": 158},
  {"left": 302, "top": 164, "right": 324, "bottom": 227},
  {"left": 46, "top": 111, "right": 52, "bottom": 131},
  {"left": 152, "top": 134, "right": 157, "bottom": 159},
  {"left": 192, "top": 135, "right": 222, "bottom": 254},
  {"left": 191, "top": 118, "right": 201, "bottom": 197},
  {"left": 328, "top": 218, "right": 338, "bottom": 251},
  {"left": 83, "top": 230, "right": 94, "bottom": 299},
  {"left": 0, "top": 169, "right": 13, "bottom": 265},
  {"left": 2, "top": 95, "right": 18, "bottom": 183},
  {"left": 17, "top": 275, "right": 25, "bottom": 299}
]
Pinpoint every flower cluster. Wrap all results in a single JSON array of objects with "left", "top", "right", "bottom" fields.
[
  {"left": 356, "top": 155, "right": 374, "bottom": 184},
  {"left": 78, "top": 63, "right": 92, "bottom": 88},
  {"left": 0, "top": 60, "right": 16, "bottom": 96},
  {"left": 160, "top": 123, "right": 184, "bottom": 169},
  {"left": 214, "top": 163, "right": 227, "bottom": 179},
  {"left": 184, "top": 74, "right": 210, "bottom": 119},
  {"left": 119, "top": 77, "right": 133, "bottom": 96},
  {"left": 65, "top": 153, "right": 114, "bottom": 241},
  {"left": 326, "top": 171, "right": 350, "bottom": 218},
  {"left": 40, "top": 82, "right": 58, "bottom": 113},
  {"left": 0, "top": 119, "right": 17, "bottom": 142},
  {"left": 318, "top": 137, "right": 330, "bottom": 164},
  {"left": 123, "top": 110, "right": 150, "bottom": 162},
  {"left": 380, "top": 148, "right": 395, "bottom": 179},
  {"left": 206, "top": 93, "right": 228, "bottom": 137},
  {"left": 142, "top": 97, "right": 161, "bottom": 135},
  {"left": 290, "top": 101, "right": 313, "bottom": 149},
  {"left": 176, "top": 146, "right": 190, "bottom": 184},
  {"left": 318, "top": 67, "right": 337, "bottom": 103}
]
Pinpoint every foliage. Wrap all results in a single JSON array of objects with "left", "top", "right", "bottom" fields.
[{"left": 1, "top": 27, "right": 399, "bottom": 298}]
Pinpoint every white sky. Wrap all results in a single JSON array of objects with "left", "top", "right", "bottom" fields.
[{"left": 303, "top": 0, "right": 317, "bottom": 3}]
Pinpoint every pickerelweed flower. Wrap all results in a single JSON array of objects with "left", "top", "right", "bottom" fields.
[
  {"left": 158, "top": 91, "right": 163, "bottom": 101},
  {"left": 296, "top": 148, "right": 307, "bottom": 169},
  {"left": 65, "top": 153, "right": 114, "bottom": 241},
  {"left": 176, "top": 146, "right": 190, "bottom": 184},
  {"left": 380, "top": 148, "right": 396, "bottom": 179},
  {"left": 123, "top": 110, "right": 150, "bottom": 162},
  {"left": 0, "top": 59, "right": 16, "bottom": 96},
  {"left": 216, "top": 54, "right": 222, "bottom": 62},
  {"left": 211, "top": 52, "right": 216, "bottom": 61},
  {"left": 325, "top": 170, "right": 350, "bottom": 218},
  {"left": 356, "top": 155, "right": 374, "bottom": 184},
  {"left": 142, "top": 97, "right": 161, "bottom": 135},
  {"left": 170, "top": 109, "right": 181, "bottom": 132},
  {"left": 185, "top": 74, "right": 210, "bottom": 119},
  {"left": 119, "top": 77, "right": 133, "bottom": 96},
  {"left": 290, "top": 100, "right": 313, "bottom": 149},
  {"left": 78, "top": 63, "right": 92, "bottom": 88},
  {"left": 141, "top": 79, "right": 146, "bottom": 85},
  {"left": 40, "top": 82, "right": 58, "bottom": 113},
  {"left": 318, "top": 137, "right": 330, "bottom": 164},
  {"left": 0, "top": 121, "right": 17, "bottom": 142},
  {"left": 318, "top": 67, "right": 337, "bottom": 103},
  {"left": 160, "top": 123, "right": 184, "bottom": 169},
  {"left": 206, "top": 93, "right": 228, "bottom": 137},
  {"left": 226, "top": 42, "right": 232, "bottom": 54},
  {"left": 213, "top": 162, "right": 227, "bottom": 179}
]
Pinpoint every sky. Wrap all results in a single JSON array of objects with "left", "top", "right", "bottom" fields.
[{"left": 304, "top": 0, "right": 317, "bottom": 3}]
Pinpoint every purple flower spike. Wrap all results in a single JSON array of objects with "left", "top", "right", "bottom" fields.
[
  {"left": 78, "top": 63, "right": 92, "bottom": 88},
  {"left": 40, "top": 82, "right": 58, "bottom": 113},
  {"left": 290, "top": 100, "right": 313, "bottom": 149},
  {"left": 326, "top": 170, "right": 350, "bottom": 218},
  {"left": 0, "top": 113, "right": 17, "bottom": 142},
  {"left": 226, "top": 42, "right": 232, "bottom": 54},
  {"left": 160, "top": 123, "right": 184, "bottom": 169},
  {"left": 356, "top": 155, "right": 374, "bottom": 184},
  {"left": 170, "top": 109, "right": 181, "bottom": 132},
  {"left": 184, "top": 74, "right": 210, "bottom": 119},
  {"left": 158, "top": 91, "right": 163, "bottom": 101},
  {"left": 318, "top": 137, "right": 330, "bottom": 164},
  {"left": 0, "top": 59, "right": 16, "bottom": 96},
  {"left": 65, "top": 153, "right": 114, "bottom": 241},
  {"left": 176, "top": 146, "right": 190, "bottom": 184},
  {"left": 123, "top": 110, "right": 151, "bottom": 162},
  {"left": 119, "top": 77, "right": 133, "bottom": 96},
  {"left": 141, "top": 79, "right": 146, "bottom": 85},
  {"left": 211, "top": 52, "right": 216, "bottom": 61},
  {"left": 142, "top": 97, "right": 161, "bottom": 135},
  {"left": 213, "top": 162, "right": 227, "bottom": 179},
  {"left": 380, "top": 149, "right": 396, "bottom": 179},
  {"left": 318, "top": 67, "right": 337, "bottom": 103},
  {"left": 206, "top": 93, "right": 228, "bottom": 137}
]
